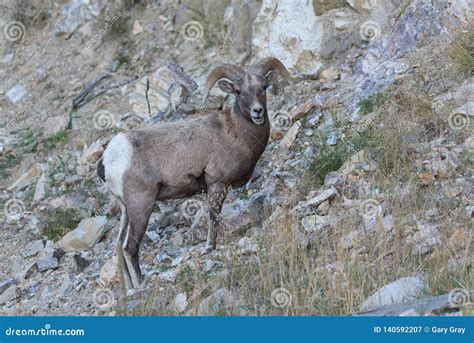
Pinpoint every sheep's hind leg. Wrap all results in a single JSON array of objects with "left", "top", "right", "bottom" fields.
[
  {"left": 203, "top": 183, "right": 228, "bottom": 254},
  {"left": 122, "top": 189, "right": 157, "bottom": 289},
  {"left": 115, "top": 197, "right": 132, "bottom": 290}
]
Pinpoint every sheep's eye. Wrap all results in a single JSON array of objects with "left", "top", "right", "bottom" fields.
[
  {"left": 235, "top": 89, "right": 241, "bottom": 96},
  {"left": 263, "top": 84, "right": 270, "bottom": 90}
]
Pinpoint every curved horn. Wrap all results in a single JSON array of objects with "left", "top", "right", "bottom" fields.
[
  {"left": 203, "top": 64, "right": 245, "bottom": 104},
  {"left": 251, "top": 57, "right": 292, "bottom": 82}
]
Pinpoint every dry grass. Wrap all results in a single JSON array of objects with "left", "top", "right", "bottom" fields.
[
  {"left": 448, "top": 20, "right": 474, "bottom": 76},
  {"left": 127, "top": 175, "right": 472, "bottom": 316}
]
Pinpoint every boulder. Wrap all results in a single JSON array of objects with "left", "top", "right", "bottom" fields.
[
  {"left": 280, "top": 121, "right": 301, "bottom": 149},
  {"left": 408, "top": 221, "right": 441, "bottom": 254},
  {"left": 174, "top": 292, "right": 188, "bottom": 313},
  {"left": 33, "top": 170, "right": 50, "bottom": 202},
  {"left": 53, "top": 0, "right": 102, "bottom": 38},
  {"left": 42, "top": 115, "right": 69, "bottom": 136},
  {"left": 221, "top": 194, "right": 267, "bottom": 237},
  {"left": 306, "top": 187, "right": 338, "bottom": 207},
  {"left": 7, "top": 165, "right": 41, "bottom": 191},
  {"left": 57, "top": 216, "right": 108, "bottom": 252},
  {"left": 361, "top": 275, "right": 427, "bottom": 311},
  {"left": 129, "top": 64, "right": 198, "bottom": 120},
  {"left": 197, "top": 288, "right": 243, "bottom": 315},
  {"left": 36, "top": 257, "right": 59, "bottom": 272},
  {"left": 22, "top": 239, "right": 44, "bottom": 258},
  {"left": 79, "top": 139, "right": 103, "bottom": 165},
  {"left": 0, "top": 279, "right": 15, "bottom": 295},
  {"left": 5, "top": 85, "right": 27, "bottom": 104},
  {"left": 0, "top": 285, "right": 17, "bottom": 305},
  {"left": 300, "top": 215, "right": 328, "bottom": 233},
  {"left": 100, "top": 257, "right": 118, "bottom": 284}
]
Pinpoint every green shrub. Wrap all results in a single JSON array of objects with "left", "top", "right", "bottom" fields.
[{"left": 43, "top": 207, "right": 81, "bottom": 241}]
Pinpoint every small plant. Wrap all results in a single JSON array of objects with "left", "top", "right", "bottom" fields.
[
  {"left": 307, "top": 128, "right": 377, "bottom": 185},
  {"left": 82, "top": 177, "right": 95, "bottom": 191},
  {"left": 0, "top": 152, "right": 20, "bottom": 180},
  {"left": 11, "top": 130, "right": 37, "bottom": 153},
  {"left": 448, "top": 20, "right": 474, "bottom": 76},
  {"left": 115, "top": 52, "right": 130, "bottom": 66},
  {"left": 44, "top": 131, "right": 68, "bottom": 150},
  {"left": 358, "top": 92, "right": 388, "bottom": 115},
  {"left": 307, "top": 142, "right": 346, "bottom": 185},
  {"left": 43, "top": 207, "right": 81, "bottom": 241}
]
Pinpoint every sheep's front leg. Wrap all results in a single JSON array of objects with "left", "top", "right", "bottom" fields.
[{"left": 204, "top": 183, "right": 228, "bottom": 253}]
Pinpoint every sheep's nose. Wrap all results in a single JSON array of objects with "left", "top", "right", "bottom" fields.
[{"left": 252, "top": 107, "right": 263, "bottom": 116}]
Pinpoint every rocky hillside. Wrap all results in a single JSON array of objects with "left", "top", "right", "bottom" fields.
[{"left": 0, "top": 0, "right": 472, "bottom": 316}]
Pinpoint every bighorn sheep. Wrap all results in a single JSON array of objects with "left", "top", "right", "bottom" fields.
[{"left": 98, "top": 57, "right": 291, "bottom": 289}]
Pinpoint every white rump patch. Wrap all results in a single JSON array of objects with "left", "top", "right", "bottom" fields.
[{"left": 103, "top": 133, "right": 133, "bottom": 198}]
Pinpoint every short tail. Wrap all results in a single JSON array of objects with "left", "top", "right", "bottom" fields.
[{"left": 97, "top": 158, "right": 105, "bottom": 182}]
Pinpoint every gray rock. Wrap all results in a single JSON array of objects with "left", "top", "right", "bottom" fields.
[
  {"left": 306, "top": 187, "right": 337, "bottom": 207},
  {"left": 155, "top": 253, "right": 172, "bottom": 265},
  {"left": 130, "top": 64, "right": 197, "bottom": 120},
  {"left": 64, "top": 175, "right": 84, "bottom": 186},
  {"left": 7, "top": 165, "right": 41, "bottom": 191},
  {"left": 41, "top": 115, "right": 70, "bottom": 136},
  {"left": 237, "top": 236, "right": 258, "bottom": 255},
  {"left": 57, "top": 216, "right": 108, "bottom": 252},
  {"left": 6, "top": 85, "right": 27, "bottom": 104},
  {"left": 356, "top": 291, "right": 474, "bottom": 316},
  {"left": 23, "top": 239, "right": 44, "bottom": 257},
  {"left": 0, "top": 285, "right": 17, "bottom": 305},
  {"left": 33, "top": 171, "right": 50, "bottom": 202},
  {"left": 221, "top": 195, "right": 266, "bottom": 237},
  {"left": 174, "top": 292, "right": 188, "bottom": 313},
  {"left": 0, "top": 279, "right": 15, "bottom": 295},
  {"left": 37, "top": 257, "right": 59, "bottom": 272},
  {"left": 100, "top": 257, "right": 118, "bottom": 284},
  {"left": 300, "top": 215, "right": 328, "bottom": 233},
  {"left": 78, "top": 139, "right": 103, "bottom": 165},
  {"left": 197, "top": 288, "right": 243, "bottom": 315},
  {"left": 73, "top": 254, "right": 91, "bottom": 273},
  {"left": 326, "top": 134, "right": 337, "bottom": 146},
  {"left": 409, "top": 221, "right": 441, "bottom": 254},
  {"left": 340, "top": 230, "right": 360, "bottom": 249},
  {"left": 159, "top": 270, "right": 177, "bottom": 283},
  {"left": 361, "top": 275, "right": 427, "bottom": 311},
  {"left": 53, "top": 0, "right": 102, "bottom": 38},
  {"left": 381, "top": 215, "right": 395, "bottom": 231},
  {"left": 16, "top": 261, "right": 37, "bottom": 280}
]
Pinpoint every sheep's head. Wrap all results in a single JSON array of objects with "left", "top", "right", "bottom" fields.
[{"left": 204, "top": 57, "right": 291, "bottom": 126}]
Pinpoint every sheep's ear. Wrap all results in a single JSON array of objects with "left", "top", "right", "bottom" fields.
[
  {"left": 265, "top": 70, "right": 280, "bottom": 95},
  {"left": 217, "top": 79, "right": 235, "bottom": 94},
  {"left": 265, "top": 70, "right": 278, "bottom": 86}
]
